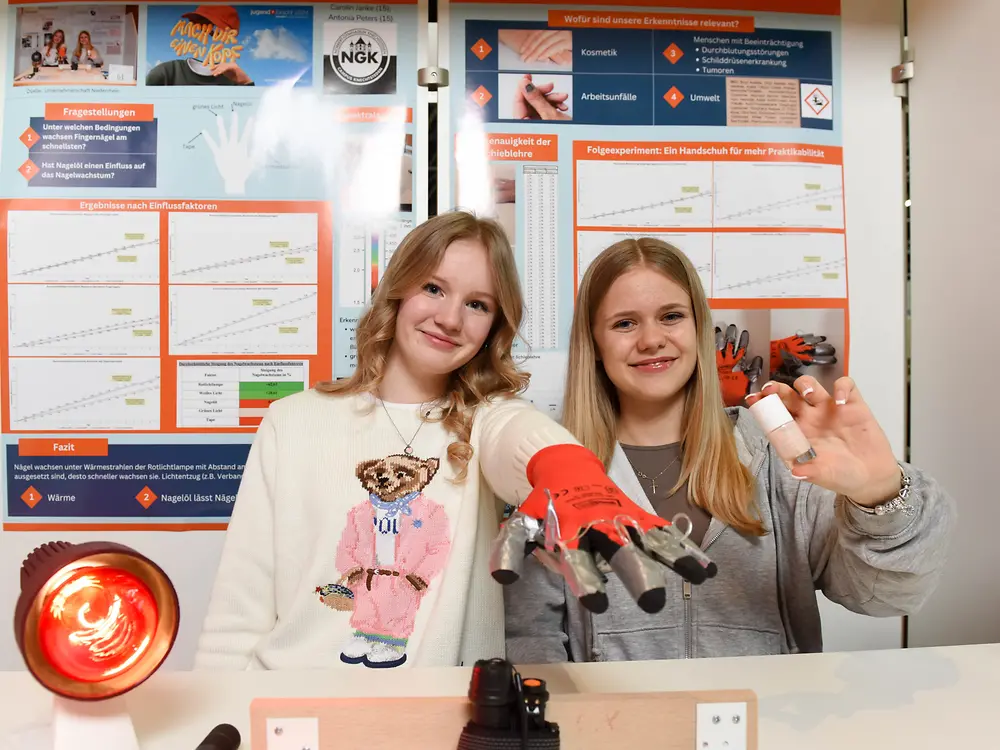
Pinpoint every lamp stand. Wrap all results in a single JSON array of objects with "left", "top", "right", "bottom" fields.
[{"left": 1, "top": 696, "right": 139, "bottom": 750}]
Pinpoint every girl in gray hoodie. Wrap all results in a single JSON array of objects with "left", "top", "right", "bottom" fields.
[{"left": 504, "top": 237, "right": 956, "bottom": 662}]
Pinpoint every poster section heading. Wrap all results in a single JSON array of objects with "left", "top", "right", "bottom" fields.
[
  {"left": 448, "top": 0, "right": 840, "bottom": 13},
  {"left": 20, "top": 104, "right": 156, "bottom": 188},
  {"left": 465, "top": 16, "right": 833, "bottom": 129}
]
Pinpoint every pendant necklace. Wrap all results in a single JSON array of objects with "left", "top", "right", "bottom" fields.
[
  {"left": 627, "top": 453, "right": 681, "bottom": 496},
  {"left": 379, "top": 397, "right": 431, "bottom": 456}
]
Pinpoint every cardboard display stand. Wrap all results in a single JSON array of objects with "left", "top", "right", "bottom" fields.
[{"left": 251, "top": 688, "right": 759, "bottom": 750}]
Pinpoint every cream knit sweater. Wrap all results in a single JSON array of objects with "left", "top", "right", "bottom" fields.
[{"left": 193, "top": 389, "right": 577, "bottom": 670}]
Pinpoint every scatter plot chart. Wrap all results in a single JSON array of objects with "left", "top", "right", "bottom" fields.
[
  {"left": 576, "top": 161, "right": 714, "bottom": 228},
  {"left": 713, "top": 232, "right": 847, "bottom": 299},
  {"left": 169, "top": 285, "right": 318, "bottom": 355}
]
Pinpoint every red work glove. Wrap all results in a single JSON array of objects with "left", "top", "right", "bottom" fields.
[
  {"left": 716, "top": 324, "right": 764, "bottom": 407},
  {"left": 490, "top": 444, "right": 717, "bottom": 614},
  {"left": 770, "top": 333, "right": 838, "bottom": 385}
]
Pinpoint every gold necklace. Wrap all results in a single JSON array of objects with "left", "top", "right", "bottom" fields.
[{"left": 626, "top": 453, "right": 681, "bottom": 496}]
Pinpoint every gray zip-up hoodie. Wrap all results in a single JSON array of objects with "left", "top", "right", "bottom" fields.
[{"left": 504, "top": 407, "right": 957, "bottom": 662}]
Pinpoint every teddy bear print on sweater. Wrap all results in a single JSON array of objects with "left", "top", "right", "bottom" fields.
[{"left": 320, "top": 453, "right": 452, "bottom": 669}]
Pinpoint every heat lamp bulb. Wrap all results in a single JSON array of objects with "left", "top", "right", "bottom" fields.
[
  {"left": 14, "top": 541, "right": 179, "bottom": 701},
  {"left": 38, "top": 566, "right": 159, "bottom": 683}
]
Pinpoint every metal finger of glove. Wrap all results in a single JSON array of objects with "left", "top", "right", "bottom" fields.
[
  {"left": 490, "top": 495, "right": 613, "bottom": 613},
  {"left": 797, "top": 333, "right": 828, "bottom": 346},
  {"left": 808, "top": 354, "right": 838, "bottom": 365},
  {"left": 580, "top": 523, "right": 667, "bottom": 614},
  {"left": 597, "top": 530, "right": 668, "bottom": 614},
  {"left": 531, "top": 542, "right": 610, "bottom": 614},
  {"left": 736, "top": 354, "right": 764, "bottom": 383},
  {"left": 811, "top": 342, "right": 837, "bottom": 358},
  {"left": 534, "top": 494, "right": 612, "bottom": 612},
  {"left": 641, "top": 525, "right": 719, "bottom": 584},
  {"left": 725, "top": 323, "right": 739, "bottom": 356},
  {"left": 489, "top": 510, "right": 543, "bottom": 584},
  {"left": 735, "top": 327, "right": 750, "bottom": 360}
]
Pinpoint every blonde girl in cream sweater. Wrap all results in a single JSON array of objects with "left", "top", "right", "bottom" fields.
[{"left": 195, "top": 210, "right": 671, "bottom": 670}]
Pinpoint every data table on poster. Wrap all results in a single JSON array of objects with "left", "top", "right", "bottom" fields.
[
  {"left": 522, "top": 164, "right": 559, "bottom": 350},
  {"left": 177, "top": 360, "right": 308, "bottom": 429}
]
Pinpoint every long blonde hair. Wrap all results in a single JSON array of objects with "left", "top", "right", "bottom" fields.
[
  {"left": 316, "top": 210, "right": 529, "bottom": 480},
  {"left": 563, "top": 238, "right": 764, "bottom": 536},
  {"left": 74, "top": 31, "right": 92, "bottom": 60}
]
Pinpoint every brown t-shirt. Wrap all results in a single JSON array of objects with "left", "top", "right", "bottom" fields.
[{"left": 621, "top": 442, "right": 713, "bottom": 546}]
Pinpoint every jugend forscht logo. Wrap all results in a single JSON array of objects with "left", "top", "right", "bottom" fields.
[{"left": 329, "top": 27, "right": 389, "bottom": 86}]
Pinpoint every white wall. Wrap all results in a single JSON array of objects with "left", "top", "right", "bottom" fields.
[
  {"left": 816, "top": 0, "right": 907, "bottom": 653},
  {"left": 905, "top": 0, "right": 1000, "bottom": 648},
  {"left": 0, "top": 0, "right": 914, "bottom": 671}
]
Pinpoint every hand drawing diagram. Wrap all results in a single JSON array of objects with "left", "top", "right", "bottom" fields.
[{"left": 203, "top": 111, "right": 261, "bottom": 196}]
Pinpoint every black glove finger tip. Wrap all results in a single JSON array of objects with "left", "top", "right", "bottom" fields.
[
  {"left": 580, "top": 591, "right": 609, "bottom": 614},
  {"left": 672, "top": 557, "right": 709, "bottom": 585},
  {"left": 637, "top": 587, "right": 666, "bottom": 614},
  {"left": 491, "top": 570, "right": 520, "bottom": 585}
]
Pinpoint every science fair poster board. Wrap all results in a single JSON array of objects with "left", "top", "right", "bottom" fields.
[
  {"left": 0, "top": 0, "right": 421, "bottom": 530},
  {"left": 443, "top": 0, "right": 847, "bottom": 418}
]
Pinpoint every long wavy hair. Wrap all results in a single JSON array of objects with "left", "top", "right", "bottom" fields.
[
  {"left": 315, "top": 210, "right": 529, "bottom": 481},
  {"left": 562, "top": 237, "right": 764, "bottom": 535}
]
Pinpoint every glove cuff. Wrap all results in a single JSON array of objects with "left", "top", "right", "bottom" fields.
[{"left": 525, "top": 443, "right": 604, "bottom": 487}]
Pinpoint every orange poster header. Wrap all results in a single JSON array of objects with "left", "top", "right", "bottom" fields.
[
  {"left": 574, "top": 141, "right": 842, "bottom": 165},
  {"left": 458, "top": 0, "right": 839, "bottom": 14},
  {"left": 18, "top": 438, "right": 109, "bottom": 457},
  {"left": 550, "top": 11, "right": 753, "bottom": 32},
  {"left": 335, "top": 106, "right": 413, "bottom": 124},
  {"left": 0, "top": 198, "right": 328, "bottom": 213},
  {"left": 13, "top": 0, "right": 415, "bottom": 4},
  {"left": 44, "top": 103, "right": 153, "bottom": 122},
  {"left": 486, "top": 134, "right": 558, "bottom": 162}
]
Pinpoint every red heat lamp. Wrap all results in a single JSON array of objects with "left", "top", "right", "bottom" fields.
[{"left": 7, "top": 541, "right": 179, "bottom": 750}]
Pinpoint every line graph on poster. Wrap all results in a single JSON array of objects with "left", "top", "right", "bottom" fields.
[
  {"left": 712, "top": 232, "right": 847, "bottom": 299},
  {"left": 7, "top": 284, "right": 160, "bottom": 357},
  {"left": 576, "top": 230, "right": 712, "bottom": 292},
  {"left": 8, "top": 357, "right": 161, "bottom": 431},
  {"left": 169, "top": 285, "right": 318, "bottom": 355},
  {"left": 713, "top": 162, "right": 844, "bottom": 229},
  {"left": 576, "top": 161, "right": 713, "bottom": 228},
  {"left": 168, "top": 212, "right": 319, "bottom": 284},
  {"left": 6, "top": 210, "right": 160, "bottom": 283}
]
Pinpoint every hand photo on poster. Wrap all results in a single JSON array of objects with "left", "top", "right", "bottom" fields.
[
  {"left": 145, "top": 4, "right": 313, "bottom": 87},
  {"left": 492, "top": 162, "right": 516, "bottom": 246},
  {"left": 497, "top": 29, "right": 573, "bottom": 71},
  {"left": 12, "top": 5, "right": 139, "bottom": 86},
  {"left": 499, "top": 73, "right": 573, "bottom": 121},
  {"left": 712, "top": 310, "right": 769, "bottom": 408},
  {"left": 769, "top": 308, "right": 844, "bottom": 394}
]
